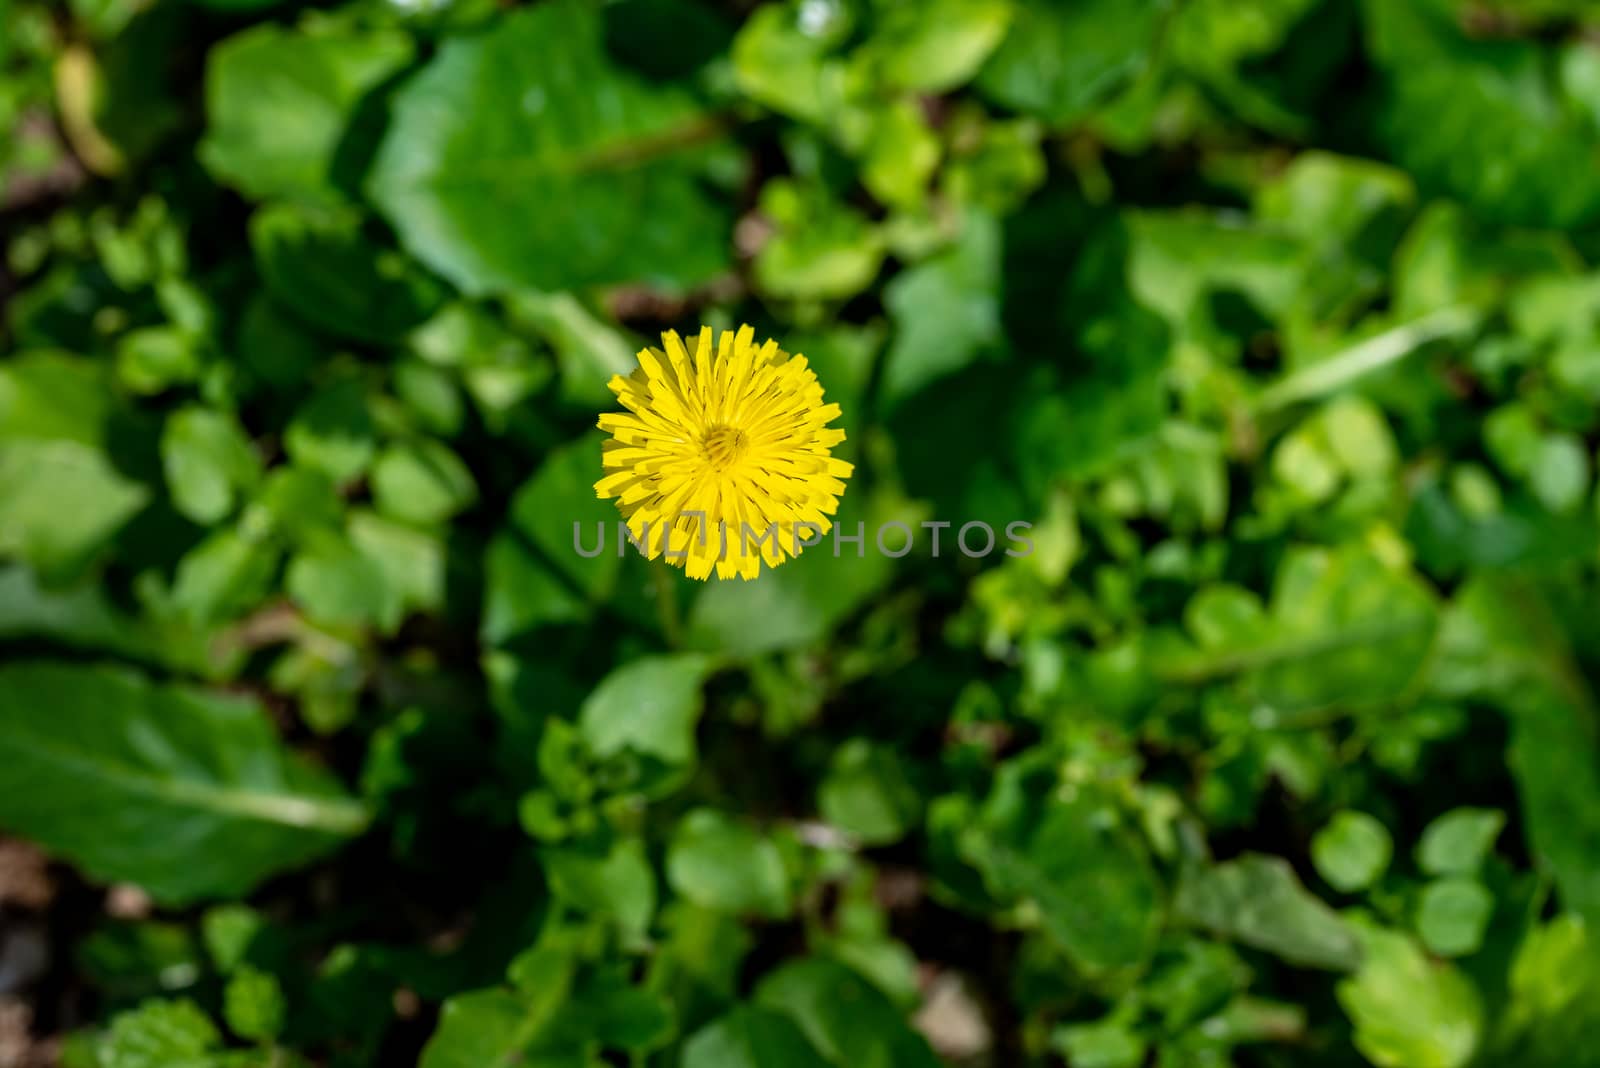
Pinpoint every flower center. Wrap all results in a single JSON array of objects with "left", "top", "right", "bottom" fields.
[{"left": 701, "top": 425, "right": 749, "bottom": 471}]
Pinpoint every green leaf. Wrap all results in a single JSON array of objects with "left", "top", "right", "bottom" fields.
[
  {"left": 200, "top": 21, "right": 414, "bottom": 200},
  {"left": 1363, "top": 0, "right": 1600, "bottom": 228},
  {"left": 1417, "top": 808, "right": 1505, "bottom": 877},
  {"left": 0, "top": 662, "right": 368, "bottom": 905},
  {"left": 816, "top": 740, "right": 921, "bottom": 846},
  {"left": 252, "top": 202, "right": 446, "bottom": 345},
  {"left": 286, "top": 537, "right": 400, "bottom": 630},
  {"left": 1499, "top": 915, "right": 1600, "bottom": 1067},
  {"left": 169, "top": 528, "right": 280, "bottom": 627},
  {"left": 283, "top": 379, "right": 375, "bottom": 484},
  {"left": 965, "top": 792, "right": 1161, "bottom": 974},
  {"left": 369, "top": 0, "right": 731, "bottom": 294},
  {"left": 506, "top": 430, "right": 622, "bottom": 604},
  {"left": 880, "top": 212, "right": 1002, "bottom": 411},
  {"left": 98, "top": 998, "right": 223, "bottom": 1068},
  {"left": 1436, "top": 579, "right": 1600, "bottom": 927},
  {"left": 1415, "top": 877, "right": 1493, "bottom": 958},
  {"left": 752, "top": 178, "right": 884, "bottom": 301},
  {"left": 667, "top": 809, "right": 792, "bottom": 918},
  {"left": 1311, "top": 811, "right": 1393, "bottom": 894},
  {"left": 1162, "top": 545, "right": 1439, "bottom": 715},
  {"left": 977, "top": 0, "right": 1163, "bottom": 123},
  {"left": 160, "top": 407, "right": 260, "bottom": 525},
  {"left": 542, "top": 838, "right": 656, "bottom": 944},
  {"left": 1337, "top": 921, "right": 1483, "bottom": 1068},
  {"left": 730, "top": 0, "right": 851, "bottom": 124},
  {"left": 1175, "top": 854, "right": 1361, "bottom": 971},
  {"left": 859, "top": 0, "right": 1012, "bottom": 93},
  {"left": 223, "top": 964, "right": 287, "bottom": 1042},
  {"left": 754, "top": 958, "right": 941, "bottom": 1067},
  {"left": 370, "top": 438, "right": 477, "bottom": 525},
  {"left": 681, "top": 1006, "right": 831, "bottom": 1068},
  {"left": 0, "top": 354, "right": 150, "bottom": 581},
  {"left": 578, "top": 653, "right": 716, "bottom": 767}
]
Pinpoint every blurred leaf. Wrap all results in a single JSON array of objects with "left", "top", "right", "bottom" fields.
[
  {"left": 579, "top": 653, "right": 716, "bottom": 767},
  {"left": 543, "top": 838, "right": 656, "bottom": 943},
  {"left": 754, "top": 958, "right": 941, "bottom": 1067},
  {"left": 0, "top": 662, "right": 368, "bottom": 905},
  {"left": 200, "top": 22, "right": 413, "bottom": 200},
  {"left": 1417, "top": 808, "right": 1505, "bottom": 877},
  {"left": 817, "top": 740, "right": 921, "bottom": 846},
  {"left": 284, "top": 379, "right": 375, "bottom": 484},
  {"left": 1416, "top": 877, "right": 1493, "bottom": 958},
  {"left": 860, "top": 0, "right": 1012, "bottom": 93},
  {"left": 0, "top": 353, "right": 150, "bottom": 581},
  {"left": 977, "top": 0, "right": 1163, "bottom": 123},
  {"left": 667, "top": 809, "right": 792, "bottom": 918},
  {"left": 1311, "top": 811, "right": 1393, "bottom": 894},
  {"left": 681, "top": 1006, "right": 831, "bottom": 1068},
  {"left": 370, "top": 438, "right": 477, "bottom": 525},
  {"left": 753, "top": 178, "right": 884, "bottom": 301},
  {"left": 965, "top": 790, "right": 1161, "bottom": 974},
  {"left": 369, "top": 0, "right": 732, "bottom": 294},
  {"left": 880, "top": 212, "right": 1002, "bottom": 411},
  {"left": 97, "top": 998, "right": 222, "bottom": 1068},
  {"left": 252, "top": 202, "right": 446, "bottom": 344},
  {"left": 160, "top": 408, "right": 260, "bottom": 525},
  {"left": 1337, "top": 921, "right": 1483, "bottom": 1068},
  {"left": 1175, "top": 854, "right": 1360, "bottom": 971},
  {"left": 1364, "top": 0, "right": 1600, "bottom": 228}
]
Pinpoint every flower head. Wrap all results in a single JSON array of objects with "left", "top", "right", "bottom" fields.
[{"left": 595, "top": 324, "right": 852, "bottom": 580}]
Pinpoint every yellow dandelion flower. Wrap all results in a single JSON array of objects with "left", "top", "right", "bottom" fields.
[{"left": 595, "top": 324, "right": 853, "bottom": 581}]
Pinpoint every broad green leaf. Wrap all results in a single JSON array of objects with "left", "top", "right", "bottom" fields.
[
  {"left": 816, "top": 740, "right": 921, "bottom": 846},
  {"left": 200, "top": 22, "right": 414, "bottom": 200},
  {"left": 369, "top": 0, "right": 732, "bottom": 294},
  {"left": 1498, "top": 915, "right": 1600, "bottom": 1067},
  {"left": 252, "top": 202, "right": 446, "bottom": 344},
  {"left": 1417, "top": 809, "right": 1505, "bottom": 877},
  {"left": 1311, "top": 811, "right": 1393, "bottom": 894},
  {"left": 1363, "top": 0, "right": 1600, "bottom": 228},
  {"left": 578, "top": 653, "right": 716, "bottom": 767},
  {"left": 754, "top": 958, "right": 941, "bottom": 1067},
  {"left": 97, "top": 998, "right": 223, "bottom": 1068},
  {"left": 965, "top": 792, "right": 1161, "bottom": 974},
  {"left": 169, "top": 527, "right": 280, "bottom": 627},
  {"left": 977, "top": 0, "right": 1163, "bottom": 123},
  {"left": 0, "top": 353, "right": 150, "bottom": 581},
  {"left": 223, "top": 965, "right": 287, "bottom": 1042},
  {"left": 858, "top": 0, "right": 1012, "bottom": 93},
  {"left": 880, "top": 212, "right": 1002, "bottom": 411},
  {"left": 731, "top": 0, "right": 852, "bottom": 124},
  {"left": 0, "top": 565, "right": 221, "bottom": 676},
  {"left": 286, "top": 537, "right": 401, "bottom": 630},
  {"left": 1416, "top": 877, "right": 1493, "bottom": 958},
  {"left": 1435, "top": 580, "right": 1600, "bottom": 927},
  {"left": 752, "top": 179, "right": 884, "bottom": 301},
  {"left": 681, "top": 1006, "right": 831, "bottom": 1068},
  {"left": 160, "top": 407, "right": 260, "bottom": 525},
  {"left": 1175, "top": 854, "right": 1360, "bottom": 971},
  {"left": 1337, "top": 922, "right": 1483, "bottom": 1068},
  {"left": 507, "top": 430, "right": 621, "bottom": 603},
  {"left": 543, "top": 838, "right": 656, "bottom": 944},
  {"left": 370, "top": 439, "right": 477, "bottom": 525},
  {"left": 0, "top": 662, "right": 368, "bottom": 905},
  {"left": 283, "top": 379, "right": 376, "bottom": 484},
  {"left": 667, "top": 809, "right": 792, "bottom": 918},
  {"left": 1162, "top": 545, "right": 1439, "bottom": 714}
]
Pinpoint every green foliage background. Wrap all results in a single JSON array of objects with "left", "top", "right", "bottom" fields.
[{"left": 3, "top": 0, "right": 1600, "bottom": 1064}]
